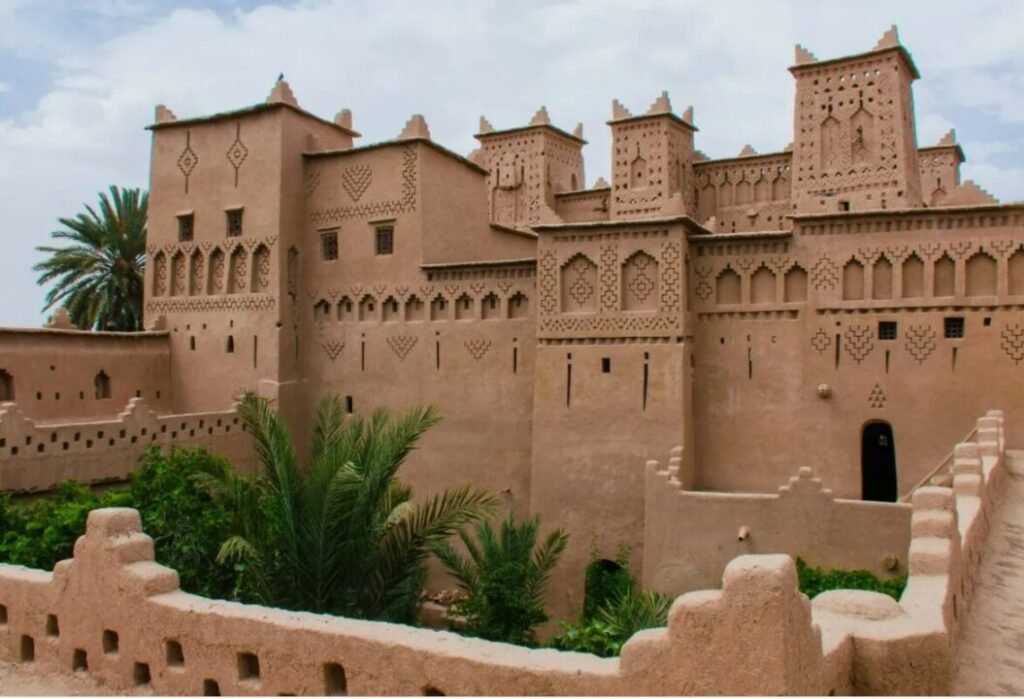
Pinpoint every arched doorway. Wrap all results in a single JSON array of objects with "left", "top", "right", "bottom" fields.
[{"left": 862, "top": 421, "right": 897, "bottom": 502}]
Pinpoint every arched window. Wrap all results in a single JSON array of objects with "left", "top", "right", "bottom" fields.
[
  {"left": 481, "top": 293, "right": 501, "bottom": 320},
  {"left": 94, "top": 371, "right": 111, "bottom": 400}
]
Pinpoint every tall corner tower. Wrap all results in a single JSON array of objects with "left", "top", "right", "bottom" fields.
[
  {"left": 790, "top": 26, "right": 923, "bottom": 214},
  {"left": 475, "top": 108, "right": 586, "bottom": 231},
  {"left": 608, "top": 92, "right": 697, "bottom": 221}
]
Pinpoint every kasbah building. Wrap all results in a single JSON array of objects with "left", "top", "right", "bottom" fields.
[{"left": 1, "top": 24, "right": 1024, "bottom": 695}]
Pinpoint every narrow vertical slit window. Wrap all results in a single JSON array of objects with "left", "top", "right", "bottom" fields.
[
  {"left": 566, "top": 353, "right": 573, "bottom": 408},
  {"left": 642, "top": 352, "right": 650, "bottom": 411}
]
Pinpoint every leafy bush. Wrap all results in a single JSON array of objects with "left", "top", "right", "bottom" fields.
[
  {"left": 551, "top": 586, "right": 670, "bottom": 657},
  {"left": 795, "top": 557, "right": 907, "bottom": 601},
  {"left": 434, "top": 513, "right": 569, "bottom": 646},
  {"left": 130, "top": 445, "right": 241, "bottom": 599},
  {"left": 0, "top": 481, "right": 129, "bottom": 569},
  {"left": 0, "top": 446, "right": 242, "bottom": 600},
  {"left": 551, "top": 548, "right": 670, "bottom": 657}
]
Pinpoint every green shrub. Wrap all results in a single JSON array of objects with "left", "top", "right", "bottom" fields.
[
  {"left": 582, "top": 545, "right": 632, "bottom": 620},
  {"left": 551, "top": 548, "right": 670, "bottom": 657},
  {"left": 551, "top": 586, "right": 670, "bottom": 657},
  {"left": 434, "top": 513, "right": 568, "bottom": 646},
  {"left": 129, "top": 445, "right": 241, "bottom": 599},
  {"left": 0, "top": 446, "right": 242, "bottom": 600},
  {"left": 0, "top": 481, "right": 129, "bottom": 570},
  {"left": 795, "top": 557, "right": 907, "bottom": 601}
]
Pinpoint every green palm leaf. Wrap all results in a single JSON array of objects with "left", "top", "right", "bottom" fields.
[{"left": 34, "top": 185, "right": 147, "bottom": 331}]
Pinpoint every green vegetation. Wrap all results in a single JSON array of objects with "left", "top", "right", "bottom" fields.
[
  {"left": 550, "top": 549, "right": 670, "bottom": 657},
  {"left": 795, "top": 557, "right": 907, "bottom": 601},
  {"left": 434, "top": 513, "right": 569, "bottom": 646},
  {"left": 34, "top": 185, "right": 148, "bottom": 331},
  {"left": 0, "top": 481, "right": 130, "bottom": 569},
  {"left": 0, "top": 446, "right": 239, "bottom": 598},
  {"left": 216, "top": 393, "right": 496, "bottom": 623}
]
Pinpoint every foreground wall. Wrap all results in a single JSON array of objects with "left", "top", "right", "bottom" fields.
[
  {"left": 0, "top": 398, "right": 255, "bottom": 492},
  {"left": 0, "top": 510, "right": 828, "bottom": 696},
  {"left": 643, "top": 455, "right": 912, "bottom": 594}
]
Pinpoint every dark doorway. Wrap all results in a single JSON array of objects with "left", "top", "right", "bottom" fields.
[{"left": 862, "top": 421, "right": 897, "bottom": 502}]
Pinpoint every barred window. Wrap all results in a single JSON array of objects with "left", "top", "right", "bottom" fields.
[
  {"left": 878, "top": 321, "right": 897, "bottom": 341},
  {"left": 226, "top": 209, "right": 243, "bottom": 237},
  {"left": 944, "top": 317, "right": 965, "bottom": 339},
  {"left": 321, "top": 230, "right": 339, "bottom": 261},
  {"left": 177, "top": 214, "right": 194, "bottom": 242},
  {"left": 375, "top": 226, "right": 394, "bottom": 255}
]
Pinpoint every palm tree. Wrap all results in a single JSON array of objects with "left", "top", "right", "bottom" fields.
[
  {"left": 34, "top": 186, "right": 147, "bottom": 331},
  {"left": 218, "top": 393, "right": 497, "bottom": 623},
  {"left": 433, "top": 513, "right": 569, "bottom": 646}
]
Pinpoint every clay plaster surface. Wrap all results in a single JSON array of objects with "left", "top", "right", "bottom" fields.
[{"left": 953, "top": 450, "right": 1024, "bottom": 695}]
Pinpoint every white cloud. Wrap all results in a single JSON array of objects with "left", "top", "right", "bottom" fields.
[
  {"left": 1, "top": 0, "right": 1022, "bottom": 327},
  {"left": 0, "top": 80, "right": 9, "bottom": 93}
]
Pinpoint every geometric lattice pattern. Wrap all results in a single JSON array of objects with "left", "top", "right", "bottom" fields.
[
  {"left": 905, "top": 324, "right": 937, "bottom": 364},
  {"left": 387, "top": 335, "right": 417, "bottom": 360},
  {"left": 225, "top": 123, "right": 248, "bottom": 187},
  {"left": 1001, "top": 324, "right": 1024, "bottom": 365},
  {"left": 811, "top": 256, "right": 838, "bottom": 291},
  {"left": 177, "top": 131, "right": 198, "bottom": 193},
  {"left": 843, "top": 324, "right": 874, "bottom": 363},
  {"left": 465, "top": 338, "right": 491, "bottom": 360},
  {"left": 342, "top": 164, "right": 373, "bottom": 202},
  {"left": 309, "top": 146, "right": 417, "bottom": 225},
  {"left": 868, "top": 383, "right": 886, "bottom": 409},
  {"left": 810, "top": 328, "right": 831, "bottom": 354}
]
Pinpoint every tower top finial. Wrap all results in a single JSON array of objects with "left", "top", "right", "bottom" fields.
[
  {"left": 794, "top": 44, "right": 818, "bottom": 65},
  {"left": 646, "top": 90, "right": 673, "bottom": 116},
  {"left": 479, "top": 116, "right": 494, "bottom": 134},
  {"left": 398, "top": 114, "right": 431, "bottom": 140},
  {"left": 611, "top": 99, "right": 633, "bottom": 120},
  {"left": 267, "top": 78, "right": 298, "bottom": 107},
  {"left": 873, "top": 25, "right": 901, "bottom": 51},
  {"left": 936, "top": 129, "right": 957, "bottom": 147},
  {"left": 529, "top": 106, "right": 551, "bottom": 127}
]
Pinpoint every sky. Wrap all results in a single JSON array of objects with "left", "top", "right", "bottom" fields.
[{"left": 1, "top": 0, "right": 1022, "bottom": 328}]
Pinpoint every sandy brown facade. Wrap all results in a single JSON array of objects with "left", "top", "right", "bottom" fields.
[
  {"left": 0, "top": 411, "right": 1009, "bottom": 695},
  {"left": 2, "top": 28, "right": 1023, "bottom": 617}
]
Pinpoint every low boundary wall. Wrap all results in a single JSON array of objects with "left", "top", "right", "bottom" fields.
[
  {"left": 643, "top": 460, "right": 913, "bottom": 594},
  {"left": 0, "top": 398, "right": 255, "bottom": 492}
]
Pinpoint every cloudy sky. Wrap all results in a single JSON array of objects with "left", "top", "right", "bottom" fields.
[{"left": 1, "top": 0, "right": 1022, "bottom": 328}]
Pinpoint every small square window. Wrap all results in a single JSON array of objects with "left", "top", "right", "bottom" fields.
[
  {"left": 226, "top": 209, "right": 243, "bottom": 238},
  {"left": 944, "top": 317, "right": 965, "bottom": 339},
  {"left": 375, "top": 226, "right": 394, "bottom": 255},
  {"left": 321, "top": 230, "right": 338, "bottom": 261},
  {"left": 839, "top": 200, "right": 851, "bottom": 212},
  {"left": 177, "top": 214, "right": 194, "bottom": 242},
  {"left": 878, "top": 321, "right": 897, "bottom": 341}
]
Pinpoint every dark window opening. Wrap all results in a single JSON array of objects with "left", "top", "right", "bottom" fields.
[
  {"left": 375, "top": 226, "right": 394, "bottom": 255},
  {"left": 601, "top": 357, "right": 611, "bottom": 373},
  {"left": 226, "top": 209, "right": 243, "bottom": 237},
  {"left": 321, "top": 230, "right": 339, "bottom": 261},
  {"left": 177, "top": 214, "right": 194, "bottom": 242},
  {"left": 226, "top": 336, "right": 235, "bottom": 353},
  {"left": 94, "top": 371, "right": 111, "bottom": 400},
  {"left": 944, "top": 317, "right": 965, "bottom": 339},
  {"left": 0, "top": 369, "right": 13, "bottom": 401},
  {"left": 878, "top": 321, "right": 898, "bottom": 340},
  {"left": 345, "top": 396, "right": 353, "bottom": 414}
]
